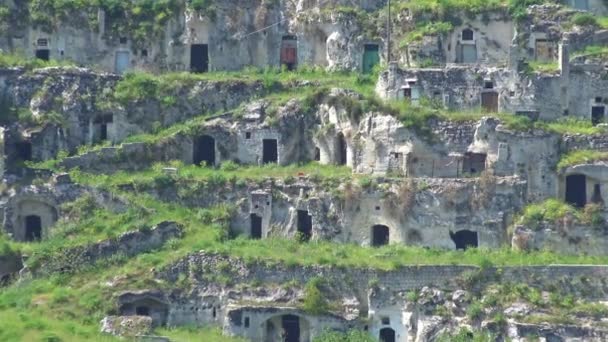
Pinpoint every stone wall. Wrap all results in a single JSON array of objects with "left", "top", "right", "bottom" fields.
[
  {"left": 33, "top": 221, "right": 183, "bottom": 276},
  {"left": 160, "top": 252, "right": 608, "bottom": 299}
]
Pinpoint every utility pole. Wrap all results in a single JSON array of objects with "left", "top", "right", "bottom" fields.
[{"left": 387, "top": 0, "right": 391, "bottom": 63}]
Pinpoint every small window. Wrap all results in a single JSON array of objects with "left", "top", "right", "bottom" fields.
[
  {"left": 60, "top": 50, "right": 64, "bottom": 56},
  {"left": 266, "top": 201, "right": 270, "bottom": 206},
  {"left": 381, "top": 317, "right": 390, "bottom": 325},
  {"left": 141, "top": 49, "right": 148, "bottom": 57},
  {"left": 244, "top": 317, "right": 250, "bottom": 328},
  {"left": 245, "top": 132, "right": 251, "bottom": 139},
  {"left": 484, "top": 81, "right": 494, "bottom": 89},
  {"left": 596, "top": 97, "right": 603, "bottom": 103},
  {"left": 119, "top": 37, "right": 128, "bottom": 44},
  {"left": 462, "top": 29, "right": 474, "bottom": 41},
  {"left": 375, "top": 206, "right": 381, "bottom": 211},
  {"left": 37, "top": 38, "right": 48, "bottom": 47}
]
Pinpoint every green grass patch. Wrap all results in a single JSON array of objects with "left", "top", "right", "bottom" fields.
[
  {"left": 518, "top": 199, "right": 604, "bottom": 230},
  {"left": 558, "top": 150, "right": 608, "bottom": 170},
  {"left": 527, "top": 60, "right": 560, "bottom": 74},
  {"left": 155, "top": 326, "right": 248, "bottom": 342},
  {"left": 0, "top": 52, "right": 76, "bottom": 70}
]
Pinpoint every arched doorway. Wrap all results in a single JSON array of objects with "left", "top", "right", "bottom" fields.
[
  {"left": 193, "top": 135, "right": 216, "bottom": 167},
  {"left": 566, "top": 174, "right": 587, "bottom": 208},
  {"left": 379, "top": 327, "right": 396, "bottom": 342},
  {"left": 336, "top": 133, "right": 347, "bottom": 166},
  {"left": 24, "top": 215, "right": 42, "bottom": 242},
  {"left": 450, "top": 230, "right": 478, "bottom": 250},
  {"left": 372, "top": 225, "right": 390, "bottom": 247}
]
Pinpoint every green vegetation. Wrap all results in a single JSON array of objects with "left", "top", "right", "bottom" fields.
[
  {"left": 570, "top": 13, "right": 598, "bottom": 27},
  {"left": 527, "top": 60, "right": 559, "bottom": 74},
  {"left": 313, "top": 330, "right": 375, "bottom": 342},
  {"left": 558, "top": 149, "right": 608, "bottom": 170},
  {"left": 572, "top": 45, "right": 608, "bottom": 60},
  {"left": 156, "top": 327, "right": 248, "bottom": 341},
  {"left": 518, "top": 199, "right": 603, "bottom": 230},
  {"left": 302, "top": 277, "right": 331, "bottom": 314},
  {"left": 0, "top": 52, "right": 75, "bottom": 70}
]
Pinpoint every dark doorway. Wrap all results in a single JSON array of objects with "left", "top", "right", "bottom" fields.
[
  {"left": 363, "top": 44, "right": 380, "bottom": 74},
  {"left": 193, "top": 135, "right": 216, "bottom": 167},
  {"left": 336, "top": 133, "right": 347, "bottom": 166},
  {"left": 403, "top": 88, "right": 412, "bottom": 99},
  {"left": 35, "top": 49, "right": 50, "bottom": 61},
  {"left": 481, "top": 92, "right": 498, "bottom": 112},
  {"left": 281, "top": 36, "right": 298, "bottom": 71},
  {"left": 136, "top": 306, "right": 150, "bottom": 316},
  {"left": 566, "top": 174, "right": 587, "bottom": 208},
  {"left": 297, "top": 210, "right": 312, "bottom": 241},
  {"left": 314, "top": 147, "right": 320, "bottom": 161},
  {"left": 16, "top": 141, "right": 32, "bottom": 161},
  {"left": 449, "top": 230, "right": 478, "bottom": 250},
  {"left": 592, "top": 106, "right": 605, "bottom": 126},
  {"left": 250, "top": 214, "right": 262, "bottom": 239},
  {"left": 94, "top": 114, "right": 113, "bottom": 142},
  {"left": 25, "top": 215, "right": 42, "bottom": 242},
  {"left": 190, "top": 44, "right": 209, "bottom": 73},
  {"left": 372, "top": 225, "right": 389, "bottom": 247},
  {"left": 592, "top": 184, "right": 604, "bottom": 205},
  {"left": 462, "top": 153, "right": 486, "bottom": 174},
  {"left": 282, "top": 315, "right": 300, "bottom": 342},
  {"left": 263, "top": 139, "right": 278, "bottom": 164},
  {"left": 379, "top": 328, "right": 396, "bottom": 342}
]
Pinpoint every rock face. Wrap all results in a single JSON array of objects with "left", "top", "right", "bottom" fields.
[
  {"left": 100, "top": 315, "right": 153, "bottom": 337},
  {"left": 0, "top": 1, "right": 386, "bottom": 74},
  {"left": 101, "top": 251, "right": 608, "bottom": 341}
]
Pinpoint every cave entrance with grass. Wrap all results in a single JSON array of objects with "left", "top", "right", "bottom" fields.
[
  {"left": 336, "top": 132, "right": 347, "bottom": 166},
  {"left": 263, "top": 139, "right": 278, "bottom": 164},
  {"left": 120, "top": 298, "right": 168, "bottom": 327},
  {"left": 379, "top": 327, "right": 396, "bottom": 342},
  {"left": 35, "top": 49, "right": 50, "bottom": 61},
  {"left": 190, "top": 44, "right": 209, "bottom": 73},
  {"left": 24, "top": 215, "right": 42, "bottom": 242},
  {"left": 282, "top": 314, "right": 301, "bottom": 342},
  {"left": 297, "top": 210, "right": 312, "bottom": 241},
  {"left": 372, "top": 225, "right": 390, "bottom": 247},
  {"left": 193, "top": 135, "right": 216, "bottom": 167},
  {"left": 250, "top": 214, "right": 262, "bottom": 239},
  {"left": 592, "top": 106, "right": 605, "bottom": 126},
  {"left": 281, "top": 36, "right": 298, "bottom": 71},
  {"left": 566, "top": 174, "right": 587, "bottom": 208},
  {"left": 450, "top": 230, "right": 478, "bottom": 250}
]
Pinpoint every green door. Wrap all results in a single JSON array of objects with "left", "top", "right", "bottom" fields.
[{"left": 363, "top": 44, "right": 380, "bottom": 74}]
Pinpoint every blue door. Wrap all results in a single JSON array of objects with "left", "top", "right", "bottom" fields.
[{"left": 115, "top": 51, "right": 130, "bottom": 74}]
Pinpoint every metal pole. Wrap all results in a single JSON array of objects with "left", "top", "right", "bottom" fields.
[{"left": 387, "top": 0, "right": 391, "bottom": 63}]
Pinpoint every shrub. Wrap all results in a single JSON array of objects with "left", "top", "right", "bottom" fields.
[
  {"left": 302, "top": 277, "right": 330, "bottom": 314},
  {"left": 571, "top": 13, "right": 598, "bottom": 27},
  {"left": 466, "top": 301, "right": 484, "bottom": 320}
]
